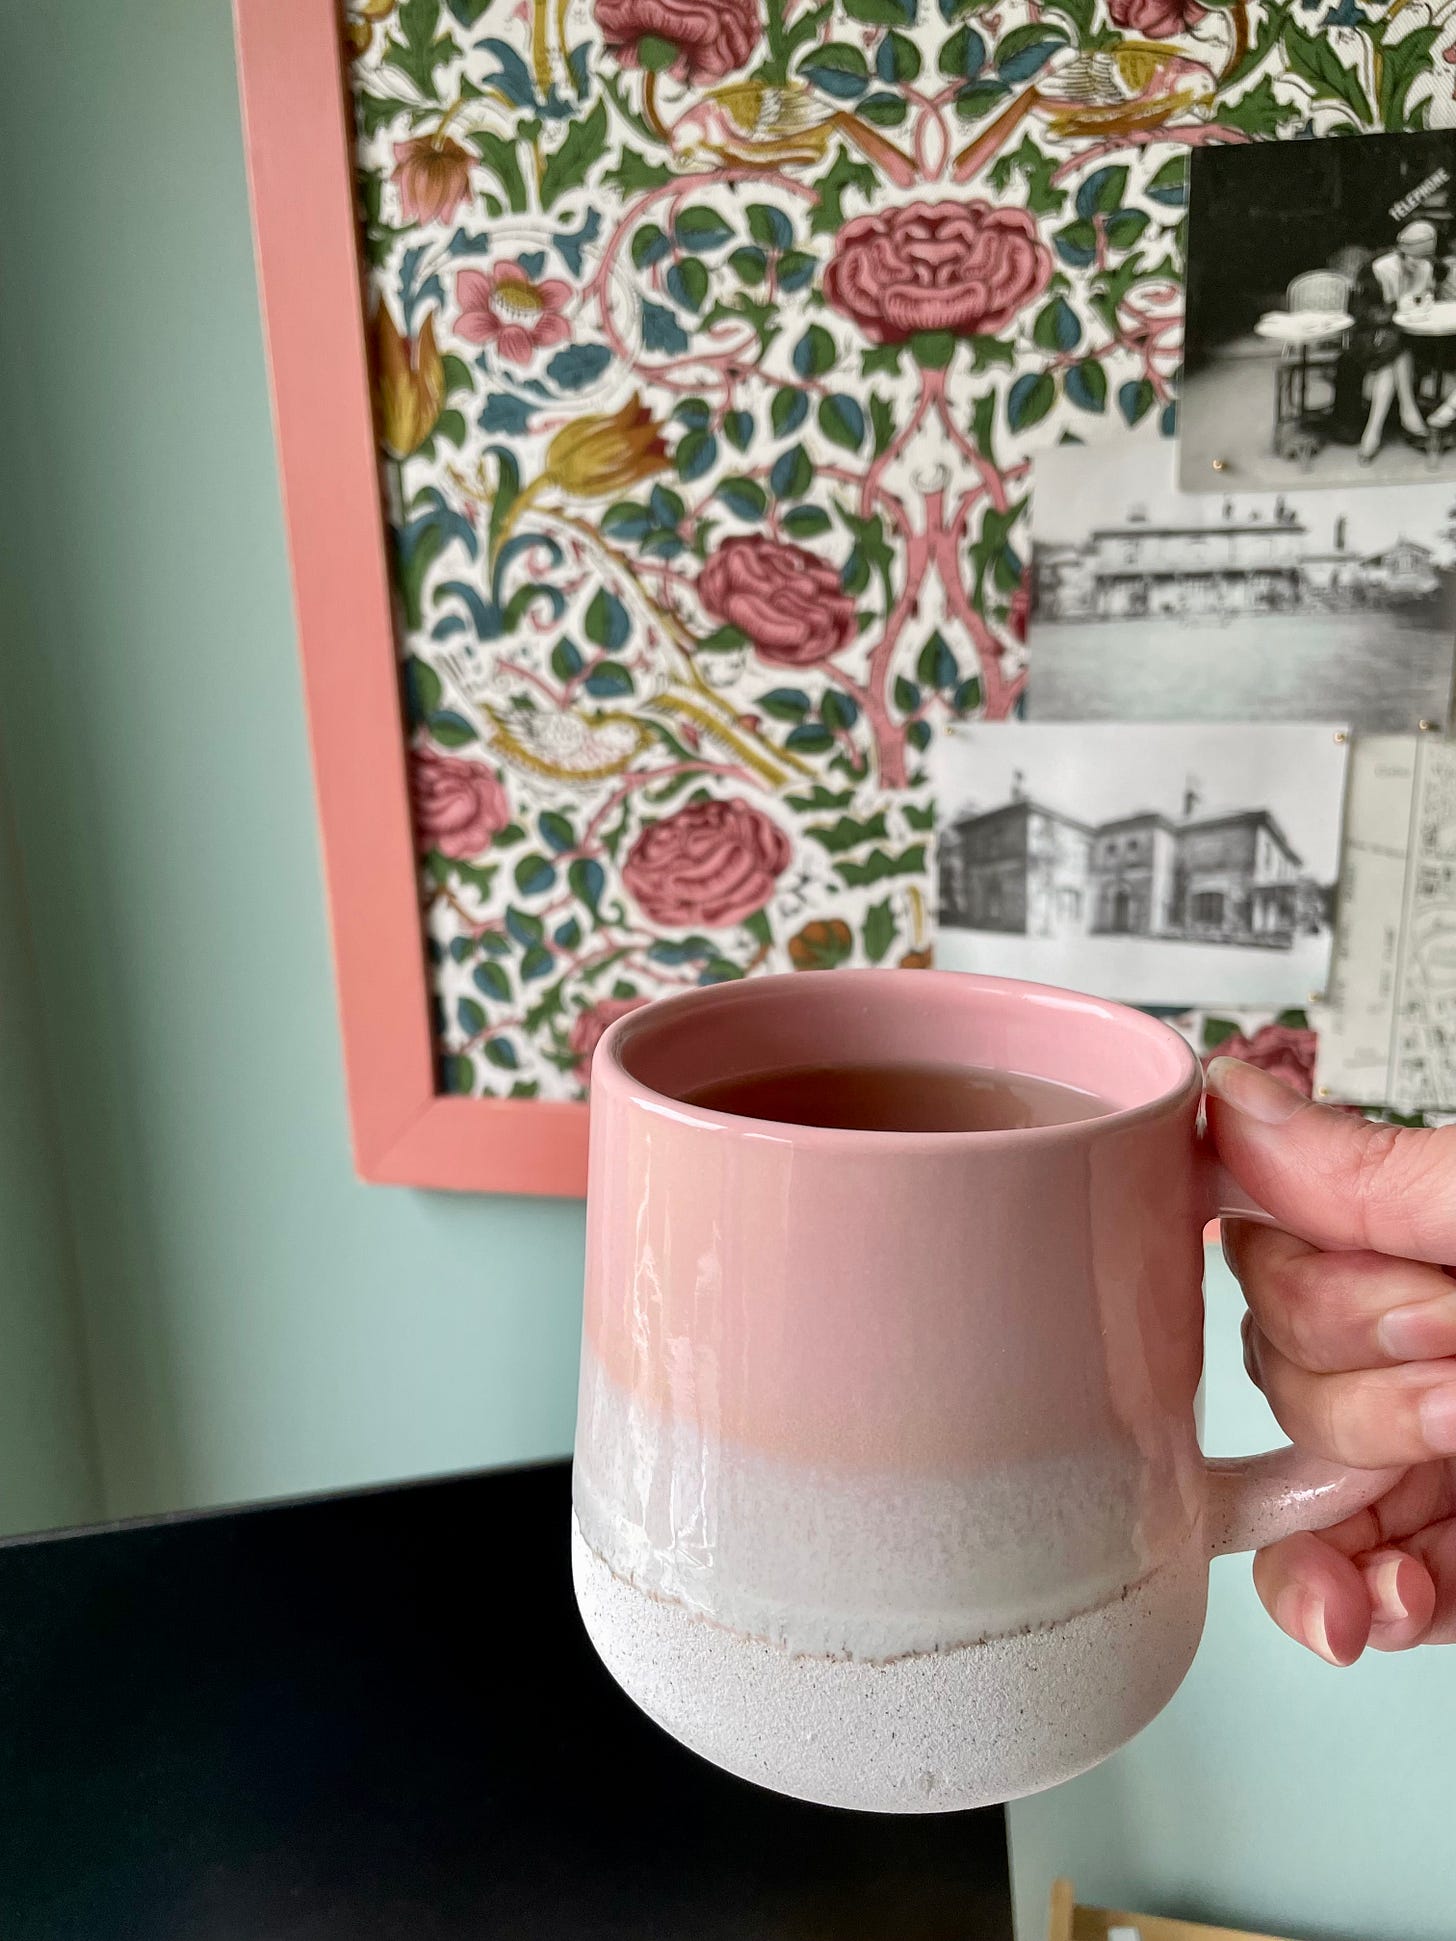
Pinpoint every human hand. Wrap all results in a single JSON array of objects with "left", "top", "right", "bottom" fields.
[{"left": 1206, "top": 1056, "right": 1456, "bottom": 1663}]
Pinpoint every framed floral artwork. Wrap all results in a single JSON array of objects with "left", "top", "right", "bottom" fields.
[{"left": 234, "top": 0, "right": 1453, "bottom": 1192}]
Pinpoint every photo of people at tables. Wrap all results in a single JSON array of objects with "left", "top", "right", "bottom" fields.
[{"left": 1182, "top": 130, "right": 1456, "bottom": 491}]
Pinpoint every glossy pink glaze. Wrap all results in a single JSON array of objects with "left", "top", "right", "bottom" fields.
[{"left": 585, "top": 971, "right": 1206, "bottom": 1482}]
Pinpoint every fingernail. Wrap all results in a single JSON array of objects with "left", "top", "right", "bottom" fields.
[
  {"left": 1221, "top": 1215, "right": 1249, "bottom": 1273},
  {"left": 1275, "top": 1583, "right": 1344, "bottom": 1665},
  {"left": 1273, "top": 1584, "right": 1306, "bottom": 1641},
  {"left": 1300, "top": 1591, "right": 1345, "bottom": 1667},
  {"left": 1366, "top": 1553, "right": 1410, "bottom": 1627},
  {"left": 1378, "top": 1293, "right": 1456, "bottom": 1359},
  {"left": 1382, "top": 1296, "right": 1456, "bottom": 1358},
  {"left": 1418, "top": 1380, "right": 1456, "bottom": 1454},
  {"left": 1205, "top": 1057, "right": 1305, "bottom": 1125},
  {"left": 1241, "top": 1314, "right": 1262, "bottom": 1387}
]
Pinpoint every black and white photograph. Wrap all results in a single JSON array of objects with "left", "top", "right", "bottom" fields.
[
  {"left": 931, "top": 723, "right": 1348, "bottom": 1007},
  {"left": 1029, "top": 435, "right": 1456, "bottom": 731},
  {"left": 1183, "top": 130, "right": 1456, "bottom": 491}
]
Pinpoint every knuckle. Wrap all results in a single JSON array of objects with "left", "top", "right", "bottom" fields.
[
  {"left": 1347, "top": 1122, "right": 1407, "bottom": 1221},
  {"left": 1246, "top": 1240, "right": 1334, "bottom": 1365},
  {"left": 1344, "top": 1122, "right": 1456, "bottom": 1257},
  {"left": 1312, "top": 1374, "right": 1356, "bottom": 1462},
  {"left": 1278, "top": 1275, "right": 1333, "bottom": 1367}
]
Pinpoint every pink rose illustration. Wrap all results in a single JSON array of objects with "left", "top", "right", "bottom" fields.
[
  {"left": 569, "top": 996, "right": 649, "bottom": 1068},
  {"left": 594, "top": 0, "right": 759, "bottom": 80},
  {"left": 454, "top": 262, "right": 572, "bottom": 366},
  {"left": 392, "top": 135, "right": 473, "bottom": 226},
  {"left": 623, "top": 798, "right": 791, "bottom": 929},
  {"left": 411, "top": 750, "right": 510, "bottom": 859},
  {"left": 1108, "top": 0, "right": 1206, "bottom": 34},
  {"left": 1202, "top": 1024, "right": 1316, "bottom": 1098},
  {"left": 698, "top": 535, "right": 857, "bottom": 667},
  {"left": 824, "top": 200, "right": 1052, "bottom": 346}
]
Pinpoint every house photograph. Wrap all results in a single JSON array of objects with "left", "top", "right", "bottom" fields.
[
  {"left": 1028, "top": 436, "right": 1456, "bottom": 732},
  {"left": 931, "top": 723, "right": 1348, "bottom": 1007}
]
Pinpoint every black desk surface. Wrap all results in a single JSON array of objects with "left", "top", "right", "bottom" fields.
[{"left": 0, "top": 1462, "right": 1014, "bottom": 1940}]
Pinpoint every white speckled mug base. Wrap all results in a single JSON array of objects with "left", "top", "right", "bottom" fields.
[{"left": 571, "top": 1515, "right": 1208, "bottom": 1814}]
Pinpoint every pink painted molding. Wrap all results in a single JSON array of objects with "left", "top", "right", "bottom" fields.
[{"left": 233, "top": 0, "right": 588, "bottom": 1193}]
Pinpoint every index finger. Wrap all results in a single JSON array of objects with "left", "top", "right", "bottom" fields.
[
  {"left": 1206, "top": 1056, "right": 1456, "bottom": 1264},
  {"left": 1295, "top": 1460, "right": 1456, "bottom": 1559}
]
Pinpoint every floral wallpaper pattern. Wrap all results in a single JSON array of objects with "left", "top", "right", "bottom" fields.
[
  {"left": 1154, "top": 1007, "right": 1456, "bottom": 1127},
  {"left": 348, "top": 0, "right": 1456, "bottom": 1099}
]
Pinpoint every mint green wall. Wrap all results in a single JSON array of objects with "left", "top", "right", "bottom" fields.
[
  {"left": 0, "top": 763, "right": 101, "bottom": 1536},
  {"left": 2, "top": 7, "right": 1453, "bottom": 1937},
  {"left": 0, "top": 0, "right": 586, "bottom": 1525},
  {"left": 1010, "top": 1257, "right": 1456, "bottom": 1941}
]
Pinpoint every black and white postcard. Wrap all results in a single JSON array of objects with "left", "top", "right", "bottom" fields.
[
  {"left": 931, "top": 722, "right": 1348, "bottom": 1007},
  {"left": 1183, "top": 130, "right": 1456, "bottom": 491},
  {"left": 1029, "top": 436, "right": 1456, "bottom": 732}
]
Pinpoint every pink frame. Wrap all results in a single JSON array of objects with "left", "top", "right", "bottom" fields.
[{"left": 233, "top": 0, "right": 589, "bottom": 1193}]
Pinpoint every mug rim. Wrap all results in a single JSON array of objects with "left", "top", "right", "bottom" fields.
[{"left": 593, "top": 968, "right": 1203, "bottom": 1150}]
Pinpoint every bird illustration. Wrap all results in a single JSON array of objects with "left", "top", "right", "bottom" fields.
[
  {"left": 953, "top": 44, "right": 1219, "bottom": 182},
  {"left": 475, "top": 693, "right": 808, "bottom": 791},
  {"left": 437, "top": 650, "right": 809, "bottom": 793},
  {"left": 488, "top": 706, "right": 652, "bottom": 787},
  {"left": 672, "top": 81, "right": 917, "bottom": 187}
]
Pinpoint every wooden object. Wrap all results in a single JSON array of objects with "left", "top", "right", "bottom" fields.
[{"left": 1049, "top": 1879, "right": 1302, "bottom": 1941}]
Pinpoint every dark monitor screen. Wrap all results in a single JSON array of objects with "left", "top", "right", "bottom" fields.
[{"left": 0, "top": 1461, "right": 1014, "bottom": 1941}]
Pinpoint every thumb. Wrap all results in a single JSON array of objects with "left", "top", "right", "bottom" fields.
[{"left": 1206, "top": 1057, "right": 1456, "bottom": 1265}]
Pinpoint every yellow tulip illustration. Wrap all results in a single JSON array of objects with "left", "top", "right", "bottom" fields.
[
  {"left": 375, "top": 304, "right": 445, "bottom": 460},
  {"left": 544, "top": 395, "right": 672, "bottom": 500},
  {"left": 495, "top": 394, "right": 672, "bottom": 546}
]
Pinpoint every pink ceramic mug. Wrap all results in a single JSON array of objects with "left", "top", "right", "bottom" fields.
[{"left": 571, "top": 970, "right": 1394, "bottom": 1813}]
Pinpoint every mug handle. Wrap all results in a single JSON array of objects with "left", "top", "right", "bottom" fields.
[{"left": 1197, "top": 1143, "right": 1404, "bottom": 1558}]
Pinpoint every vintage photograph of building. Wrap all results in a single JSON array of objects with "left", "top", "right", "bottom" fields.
[
  {"left": 931, "top": 723, "right": 1348, "bottom": 1007},
  {"left": 1028, "top": 437, "right": 1456, "bottom": 731},
  {"left": 1182, "top": 130, "right": 1456, "bottom": 492}
]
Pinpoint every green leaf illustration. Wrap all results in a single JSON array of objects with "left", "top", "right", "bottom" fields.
[
  {"left": 540, "top": 99, "right": 608, "bottom": 207},
  {"left": 717, "top": 476, "right": 769, "bottom": 520},
  {"left": 799, "top": 42, "right": 872, "bottom": 98},
  {"left": 809, "top": 146, "right": 877, "bottom": 231},
  {"left": 835, "top": 844, "right": 927, "bottom": 887},
  {"left": 1006, "top": 371, "right": 1056, "bottom": 430},
  {"left": 1217, "top": 75, "right": 1291, "bottom": 139},
  {"left": 383, "top": 0, "right": 456, "bottom": 99},
  {"left": 676, "top": 206, "right": 735, "bottom": 252},
  {"left": 772, "top": 386, "right": 809, "bottom": 437},
  {"left": 818, "top": 393, "right": 867, "bottom": 450},
  {"left": 1065, "top": 359, "right": 1108, "bottom": 413},
  {"left": 863, "top": 899, "right": 896, "bottom": 964},
  {"left": 1283, "top": 21, "right": 1372, "bottom": 123},
  {"left": 467, "top": 129, "right": 528, "bottom": 212},
  {"left": 806, "top": 811, "right": 891, "bottom": 853},
  {"left": 762, "top": 689, "right": 812, "bottom": 721},
  {"left": 1032, "top": 295, "right": 1081, "bottom": 353},
  {"left": 474, "top": 960, "right": 512, "bottom": 1003},
  {"left": 584, "top": 588, "right": 630, "bottom": 651}
]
